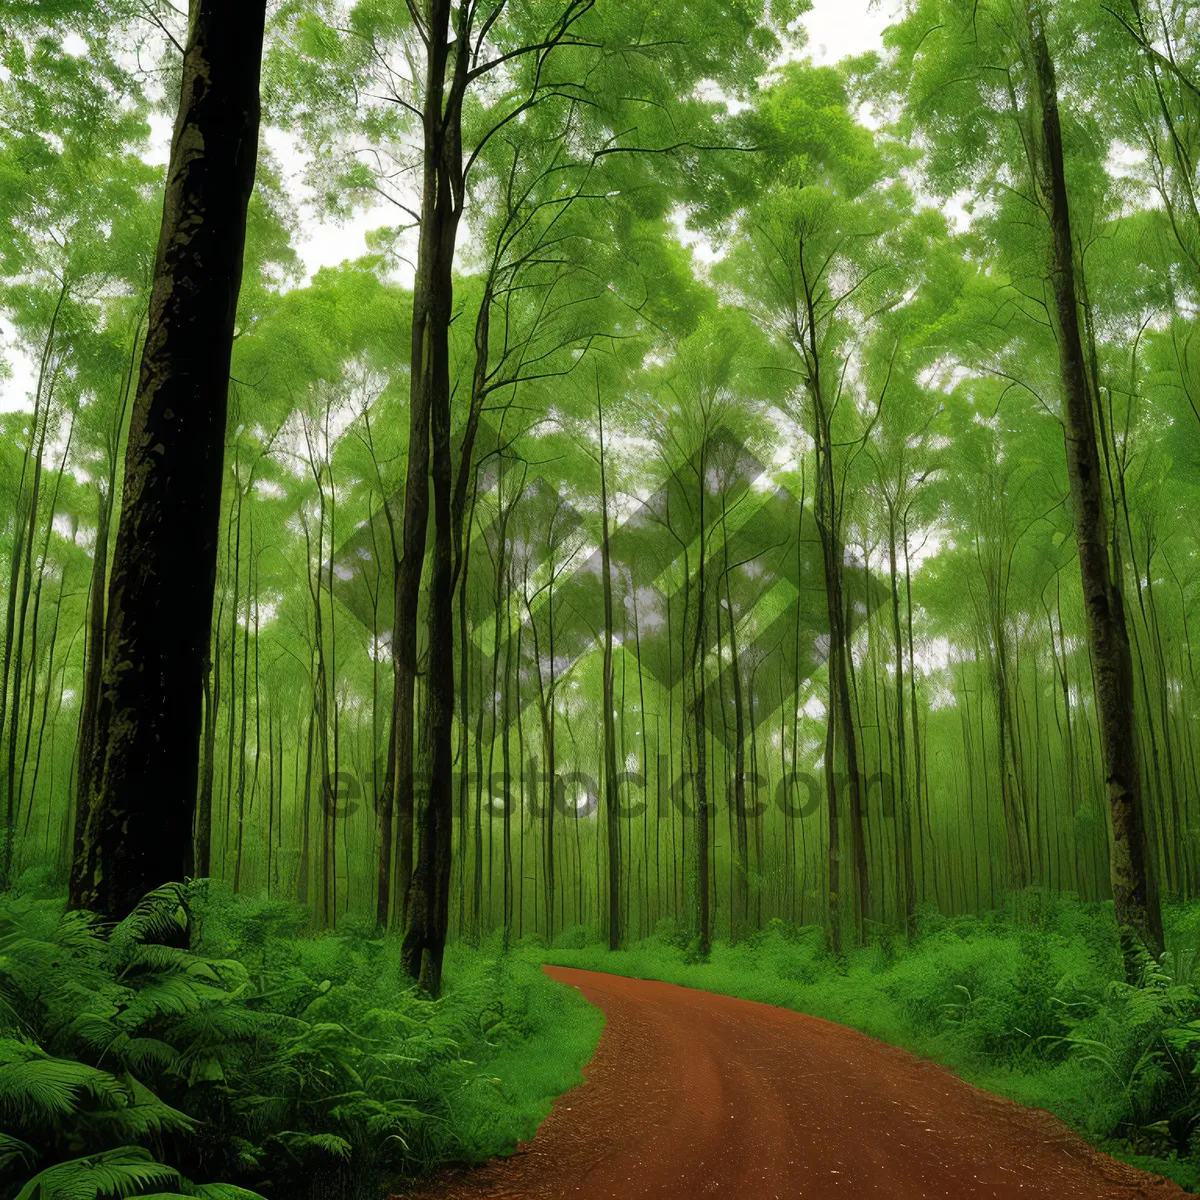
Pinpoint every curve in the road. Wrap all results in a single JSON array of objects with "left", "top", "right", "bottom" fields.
[{"left": 404, "top": 965, "right": 1195, "bottom": 1200}]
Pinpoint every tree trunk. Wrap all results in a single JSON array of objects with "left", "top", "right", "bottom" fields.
[
  {"left": 1026, "top": 3, "right": 1163, "bottom": 964},
  {"left": 400, "top": 0, "right": 467, "bottom": 996},
  {"left": 70, "top": 0, "right": 266, "bottom": 918},
  {"left": 690, "top": 491, "right": 711, "bottom": 957},
  {"left": 377, "top": 613, "right": 399, "bottom": 926},
  {"left": 813, "top": 395, "right": 853, "bottom": 954},
  {"left": 721, "top": 504, "right": 749, "bottom": 941},
  {"left": 886, "top": 511, "right": 916, "bottom": 936},
  {"left": 73, "top": 486, "right": 110, "bottom": 872},
  {"left": 195, "top": 603, "right": 220, "bottom": 878},
  {"left": 599, "top": 398, "right": 622, "bottom": 950}
]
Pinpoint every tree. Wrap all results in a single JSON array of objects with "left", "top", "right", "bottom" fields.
[
  {"left": 1025, "top": 1, "right": 1163, "bottom": 964},
  {"left": 717, "top": 62, "right": 911, "bottom": 949},
  {"left": 891, "top": 0, "right": 1165, "bottom": 965},
  {"left": 70, "top": 0, "right": 269, "bottom": 918}
]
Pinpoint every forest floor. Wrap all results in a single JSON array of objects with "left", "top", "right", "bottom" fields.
[{"left": 398, "top": 966, "right": 1195, "bottom": 1200}]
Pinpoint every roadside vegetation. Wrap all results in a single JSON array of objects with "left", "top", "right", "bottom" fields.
[
  {"left": 9, "top": 873, "right": 1198, "bottom": 1199},
  {"left": 0, "top": 875, "right": 600, "bottom": 1200}
]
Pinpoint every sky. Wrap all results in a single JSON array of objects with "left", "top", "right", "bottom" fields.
[{"left": 0, "top": 0, "right": 896, "bottom": 414}]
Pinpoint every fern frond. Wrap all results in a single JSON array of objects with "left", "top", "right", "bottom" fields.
[
  {"left": 0, "top": 1038, "right": 128, "bottom": 1122},
  {"left": 89, "top": 1076, "right": 197, "bottom": 1137},
  {"left": 111, "top": 886, "right": 189, "bottom": 953},
  {"left": 13, "top": 1146, "right": 181, "bottom": 1200},
  {"left": 271, "top": 1130, "right": 352, "bottom": 1160},
  {"left": 117, "top": 977, "right": 228, "bottom": 1027},
  {"left": 120, "top": 1037, "right": 182, "bottom": 1075},
  {"left": 0, "top": 1130, "right": 36, "bottom": 1172},
  {"left": 191, "top": 1186, "right": 268, "bottom": 1199},
  {"left": 134, "top": 1187, "right": 267, "bottom": 1200}
]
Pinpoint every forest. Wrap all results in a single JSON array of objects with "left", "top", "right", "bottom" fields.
[{"left": 4, "top": 0, "right": 1200, "bottom": 1197}]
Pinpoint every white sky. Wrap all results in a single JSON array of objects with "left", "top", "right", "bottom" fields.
[{"left": 0, "top": 0, "right": 894, "bottom": 414}]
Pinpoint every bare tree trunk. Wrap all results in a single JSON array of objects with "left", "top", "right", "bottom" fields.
[
  {"left": 886, "top": 511, "right": 916, "bottom": 935},
  {"left": 70, "top": 0, "right": 266, "bottom": 917},
  {"left": 690, "top": 490, "right": 711, "bottom": 957},
  {"left": 814, "top": 399, "right": 851, "bottom": 954},
  {"left": 1026, "top": 3, "right": 1163, "bottom": 964},
  {"left": 195, "top": 602, "right": 221, "bottom": 878},
  {"left": 721, "top": 502, "right": 749, "bottom": 941},
  {"left": 377, "top": 600, "right": 399, "bottom": 926},
  {"left": 400, "top": 0, "right": 468, "bottom": 995},
  {"left": 74, "top": 486, "right": 110, "bottom": 871},
  {"left": 598, "top": 396, "right": 622, "bottom": 950}
]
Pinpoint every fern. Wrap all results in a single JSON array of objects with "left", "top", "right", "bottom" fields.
[
  {"left": 12, "top": 1146, "right": 182, "bottom": 1200},
  {"left": 0, "top": 1040, "right": 127, "bottom": 1121},
  {"left": 0, "top": 880, "right": 526, "bottom": 1199},
  {"left": 0, "top": 1132, "right": 35, "bottom": 1173},
  {"left": 109, "top": 887, "right": 189, "bottom": 954},
  {"left": 190, "top": 1185, "right": 269, "bottom": 1200},
  {"left": 270, "top": 1132, "right": 352, "bottom": 1160}
]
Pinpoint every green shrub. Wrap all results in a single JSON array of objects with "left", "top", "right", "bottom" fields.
[
  {"left": 0, "top": 882, "right": 601, "bottom": 1200},
  {"left": 551, "top": 924, "right": 592, "bottom": 950}
]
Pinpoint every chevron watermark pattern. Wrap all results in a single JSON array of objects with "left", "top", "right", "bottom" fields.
[{"left": 329, "top": 420, "right": 883, "bottom": 750}]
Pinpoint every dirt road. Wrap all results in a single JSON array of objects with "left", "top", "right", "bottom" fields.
[{"left": 405, "top": 966, "right": 1195, "bottom": 1199}]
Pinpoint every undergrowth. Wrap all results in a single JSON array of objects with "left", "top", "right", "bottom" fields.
[
  {"left": 0, "top": 873, "right": 601, "bottom": 1200},
  {"left": 548, "top": 892, "right": 1200, "bottom": 1192},
  {"left": 9, "top": 871, "right": 1197, "bottom": 1198}
]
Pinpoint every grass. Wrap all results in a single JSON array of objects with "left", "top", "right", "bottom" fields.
[{"left": 544, "top": 893, "right": 1200, "bottom": 1192}]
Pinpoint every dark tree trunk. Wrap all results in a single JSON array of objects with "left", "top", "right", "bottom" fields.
[
  {"left": 902, "top": 516, "right": 926, "bottom": 906},
  {"left": 5, "top": 418, "right": 46, "bottom": 878},
  {"left": 721, "top": 506, "right": 749, "bottom": 941},
  {"left": 886, "top": 512, "right": 916, "bottom": 936},
  {"left": 298, "top": 700, "right": 315, "bottom": 905},
  {"left": 73, "top": 486, "right": 109, "bottom": 872},
  {"left": 598, "top": 398, "right": 622, "bottom": 950},
  {"left": 377, "top": 625, "right": 399, "bottom": 927},
  {"left": 195, "top": 605, "right": 221, "bottom": 878},
  {"left": 372, "top": 481, "right": 401, "bottom": 928},
  {"left": 810, "top": 379, "right": 852, "bottom": 954},
  {"left": 690, "top": 495, "right": 711, "bottom": 957},
  {"left": 69, "top": 0, "right": 266, "bottom": 918},
  {"left": 400, "top": 0, "right": 467, "bottom": 996},
  {"left": 1026, "top": 3, "right": 1164, "bottom": 963}
]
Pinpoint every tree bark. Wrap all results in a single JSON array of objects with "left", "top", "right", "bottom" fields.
[
  {"left": 195, "top": 602, "right": 220, "bottom": 878},
  {"left": 400, "top": 0, "right": 468, "bottom": 996},
  {"left": 598, "top": 397, "right": 623, "bottom": 950},
  {"left": 886, "top": 509, "right": 916, "bottom": 936},
  {"left": 1026, "top": 2, "right": 1164, "bottom": 964},
  {"left": 73, "top": 486, "right": 110, "bottom": 872},
  {"left": 70, "top": 0, "right": 266, "bottom": 918}
]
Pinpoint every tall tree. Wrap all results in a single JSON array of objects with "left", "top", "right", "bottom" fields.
[
  {"left": 1024, "top": 0, "right": 1163, "bottom": 962},
  {"left": 892, "top": 0, "right": 1165, "bottom": 962},
  {"left": 70, "top": 0, "right": 268, "bottom": 917},
  {"left": 718, "top": 63, "right": 910, "bottom": 948}
]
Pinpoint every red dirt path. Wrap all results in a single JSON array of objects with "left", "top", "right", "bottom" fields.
[{"left": 402, "top": 966, "right": 1196, "bottom": 1200}]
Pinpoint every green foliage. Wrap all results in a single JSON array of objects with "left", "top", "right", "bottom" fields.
[
  {"left": 0, "top": 882, "right": 601, "bottom": 1200},
  {"left": 551, "top": 925, "right": 591, "bottom": 951},
  {"left": 6, "top": 0, "right": 1200, "bottom": 1193}
]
